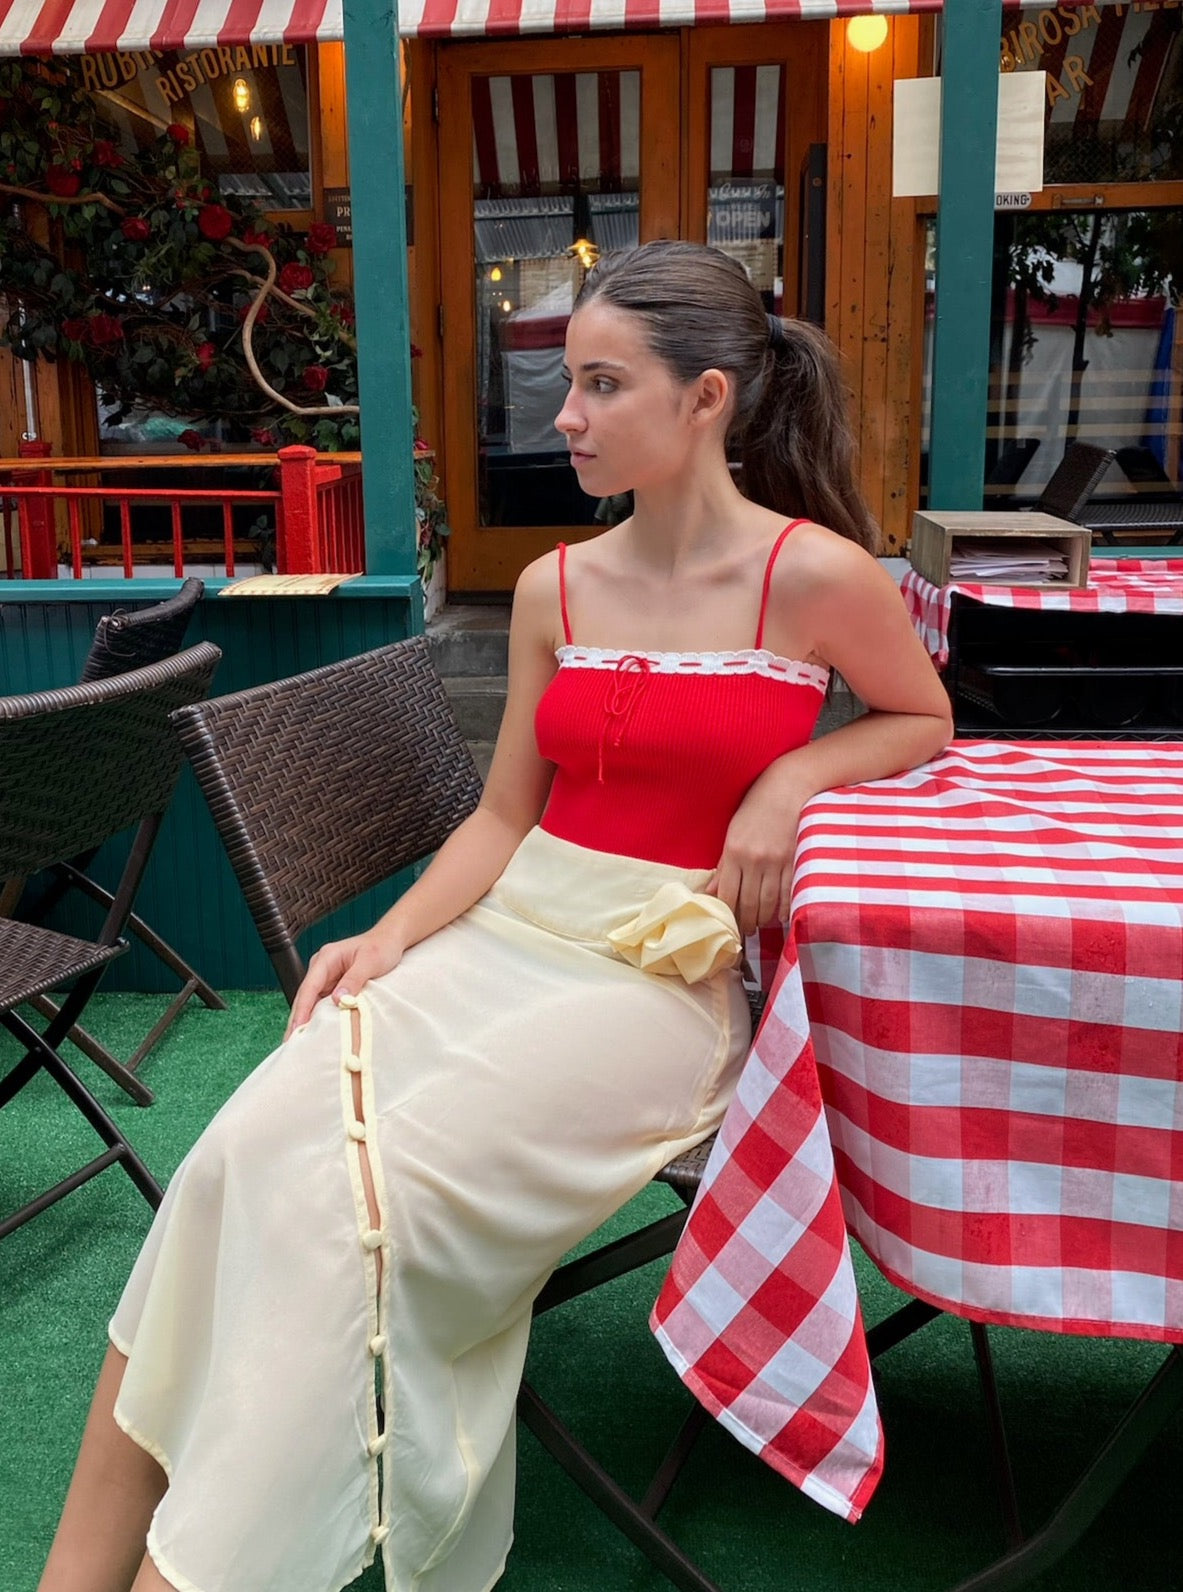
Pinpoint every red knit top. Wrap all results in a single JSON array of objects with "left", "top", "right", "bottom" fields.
[{"left": 535, "top": 523, "right": 827, "bottom": 869}]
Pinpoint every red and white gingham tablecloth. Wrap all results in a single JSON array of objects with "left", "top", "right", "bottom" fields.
[
  {"left": 652, "top": 740, "right": 1183, "bottom": 1524},
  {"left": 902, "top": 558, "right": 1183, "bottom": 667}
]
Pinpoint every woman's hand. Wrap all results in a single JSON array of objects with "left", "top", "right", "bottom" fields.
[
  {"left": 704, "top": 773, "right": 806, "bottom": 938},
  {"left": 284, "top": 930, "right": 406, "bottom": 1040}
]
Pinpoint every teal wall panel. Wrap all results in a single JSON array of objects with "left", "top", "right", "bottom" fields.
[{"left": 1, "top": 579, "right": 421, "bottom": 992}]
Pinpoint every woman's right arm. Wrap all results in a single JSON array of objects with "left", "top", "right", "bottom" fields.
[{"left": 286, "top": 554, "right": 561, "bottom": 1033}]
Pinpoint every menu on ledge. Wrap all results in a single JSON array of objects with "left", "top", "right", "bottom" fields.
[{"left": 947, "top": 540, "right": 1069, "bottom": 582}]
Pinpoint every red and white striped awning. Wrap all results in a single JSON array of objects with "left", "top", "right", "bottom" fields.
[{"left": 0, "top": 0, "right": 937, "bottom": 54}]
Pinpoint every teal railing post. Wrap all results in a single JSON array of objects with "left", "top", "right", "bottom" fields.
[
  {"left": 343, "top": 0, "right": 421, "bottom": 612},
  {"left": 928, "top": 0, "right": 1005, "bottom": 510}
]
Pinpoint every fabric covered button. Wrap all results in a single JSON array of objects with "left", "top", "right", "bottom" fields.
[
  {"left": 348, "top": 1120, "right": 367, "bottom": 1142},
  {"left": 368, "top": 1434, "right": 387, "bottom": 1457},
  {"left": 361, "top": 1229, "right": 384, "bottom": 1251},
  {"left": 344, "top": 1053, "right": 362, "bottom": 1074},
  {"left": 371, "top": 1523, "right": 389, "bottom": 1545},
  {"left": 369, "top": 1333, "right": 387, "bottom": 1356}
]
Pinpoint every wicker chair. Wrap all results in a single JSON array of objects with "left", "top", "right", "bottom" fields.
[
  {"left": 1035, "top": 442, "right": 1116, "bottom": 523},
  {"left": 0, "top": 643, "right": 222, "bottom": 1241},
  {"left": 9, "top": 578, "right": 224, "bottom": 1096},
  {"left": 172, "top": 637, "right": 797, "bottom": 1592}
]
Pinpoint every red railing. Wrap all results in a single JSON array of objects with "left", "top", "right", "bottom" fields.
[{"left": 0, "top": 444, "right": 366, "bottom": 580}]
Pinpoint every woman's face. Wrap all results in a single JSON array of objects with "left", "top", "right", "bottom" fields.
[{"left": 554, "top": 299, "right": 705, "bottom": 498}]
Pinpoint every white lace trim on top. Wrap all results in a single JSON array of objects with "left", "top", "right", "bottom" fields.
[{"left": 555, "top": 644, "right": 829, "bottom": 693}]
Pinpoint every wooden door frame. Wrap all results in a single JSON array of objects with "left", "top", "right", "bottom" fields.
[
  {"left": 684, "top": 21, "right": 827, "bottom": 318},
  {"left": 437, "top": 33, "right": 681, "bottom": 594}
]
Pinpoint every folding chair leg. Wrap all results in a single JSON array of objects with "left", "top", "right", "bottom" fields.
[
  {"left": 640, "top": 1402, "right": 710, "bottom": 1518},
  {"left": 948, "top": 1348, "right": 1183, "bottom": 1592},
  {"left": 26, "top": 993, "right": 154, "bottom": 1107},
  {"left": 970, "top": 1322, "right": 1023, "bottom": 1550},
  {"left": 518, "top": 1381, "right": 724, "bottom": 1592},
  {"left": 0, "top": 1013, "right": 162, "bottom": 1239}
]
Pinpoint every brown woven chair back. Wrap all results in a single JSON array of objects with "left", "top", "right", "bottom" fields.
[
  {"left": 0, "top": 643, "right": 222, "bottom": 878},
  {"left": 171, "top": 638, "right": 483, "bottom": 994},
  {"left": 79, "top": 578, "right": 205, "bottom": 684},
  {"left": 1037, "top": 442, "right": 1116, "bottom": 523}
]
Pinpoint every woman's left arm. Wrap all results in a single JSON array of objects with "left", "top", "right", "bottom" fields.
[{"left": 710, "top": 534, "right": 953, "bottom": 935}]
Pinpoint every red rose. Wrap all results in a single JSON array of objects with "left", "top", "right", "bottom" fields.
[
  {"left": 46, "top": 165, "right": 81, "bottom": 198},
  {"left": 301, "top": 364, "right": 329, "bottom": 392},
  {"left": 166, "top": 123, "right": 191, "bottom": 145},
  {"left": 86, "top": 312, "right": 124, "bottom": 347},
  {"left": 197, "top": 204, "right": 234, "bottom": 241},
  {"left": 242, "top": 226, "right": 272, "bottom": 249},
  {"left": 60, "top": 317, "right": 90, "bottom": 343},
  {"left": 177, "top": 429, "right": 206, "bottom": 451},
  {"left": 92, "top": 139, "right": 124, "bottom": 169},
  {"left": 250, "top": 427, "right": 276, "bottom": 447},
  {"left": 120, "top": 216, "right": 151, "bottom": 242},
  {"left": 196, "top": 342, "right": 216, "bottom": 371},
  {"left": 330, "top": 302, "right": 356, "bottom": 329},
  {"left": 305, "top": 221, "right": 337, "bottom": 255},
  {"left": 410, "top": 343, "right": 423, "bottom": 359},
  {"left": 236, "top": 299, "right": 269, "bottom": 325},
  {"left": 278, "top": 263, "right": 314, "bottom": 295}
]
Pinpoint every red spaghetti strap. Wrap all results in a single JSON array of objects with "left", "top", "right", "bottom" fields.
[
  {"left": 557, "top": 542, "right": 573, "bottom": 645},
  {"left": 754, "top": 519, "right": 807, "bottom": 650}
]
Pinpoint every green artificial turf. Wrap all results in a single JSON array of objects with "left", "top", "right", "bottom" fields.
[{"left": 1, "top": 993, "right": 1179, "bottom": 1592}]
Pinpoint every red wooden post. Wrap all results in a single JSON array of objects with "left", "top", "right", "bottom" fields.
[
  {"left": 276, "top": 445, "right": 321, "bottom": 573},
  {"left": 17, "top": 439, "right": 57, "bottom": 579}
]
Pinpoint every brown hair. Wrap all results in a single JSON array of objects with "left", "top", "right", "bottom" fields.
[{"left": 575, "top": 240, "right": 878, "bottom": 552}]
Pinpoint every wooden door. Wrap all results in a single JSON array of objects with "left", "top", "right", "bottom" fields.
[{"left": 438, "top": 35, "right": 680, "bottom": 593}]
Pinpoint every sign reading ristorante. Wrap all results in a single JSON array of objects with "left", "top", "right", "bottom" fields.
[{"left": 80, "top": 44, "right": 298, "bottom": 106}]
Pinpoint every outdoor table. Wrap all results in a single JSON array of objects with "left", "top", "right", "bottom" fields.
[
  {"left": 902, "top": 556, "right": 1183, "bottom": 670},
  {"left": 653, "top": 740, "right": 1183, "bottom": 1583}
]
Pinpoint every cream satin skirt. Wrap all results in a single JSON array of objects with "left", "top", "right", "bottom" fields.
[{"left": 109, "top": 828, "right": 750, "bottom": 1592}]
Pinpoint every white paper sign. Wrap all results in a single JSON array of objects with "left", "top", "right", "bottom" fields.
[{"left": 893, "top": 72, "right": 1046, "bottom": 198}]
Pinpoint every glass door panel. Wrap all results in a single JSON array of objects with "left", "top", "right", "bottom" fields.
[
  {"left": 438, "top": 36, "right": 679, "bottom": 593},
  {"left": 473, "top": 69, "right": 641, "bottom": 530},
  {"left": 706, "top": 64, "right": 786, "bottom": 314}
]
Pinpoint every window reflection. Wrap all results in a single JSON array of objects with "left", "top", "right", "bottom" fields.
[{"left": 706, "top": 65, "right": 785, "bottom": 312}]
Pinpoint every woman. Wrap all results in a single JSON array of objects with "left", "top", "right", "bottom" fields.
[{"left": 40, "top": 242, "right": 952, "bottom": 1592}]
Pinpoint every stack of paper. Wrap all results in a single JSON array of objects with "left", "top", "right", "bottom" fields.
[{"left": 948, "top": 540, "right": 1068, "bottom": 582}]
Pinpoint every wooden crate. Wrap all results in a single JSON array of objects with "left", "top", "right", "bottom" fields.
[{"left": 909, "top": 511, "right": 1092, "bottom": 589}]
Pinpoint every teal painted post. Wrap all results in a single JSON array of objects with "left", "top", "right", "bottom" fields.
[
  {"left": 928, "top": 0, "right": 1004, "bottom": 510},
  {"left": 343, "top": 0, "right": 420, "bottom": 605}
]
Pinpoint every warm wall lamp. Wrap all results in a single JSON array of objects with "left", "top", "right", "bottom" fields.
[
  {"left": 847, "top": 15, "right": 889, "bottom": 52},
  {"left": 232, "top": 76, "right": 251, "bottom": 112}
]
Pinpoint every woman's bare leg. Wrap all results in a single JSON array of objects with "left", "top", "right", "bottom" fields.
[{"left": 39, "top": 1344, "right": 168, "bottom": 1592}]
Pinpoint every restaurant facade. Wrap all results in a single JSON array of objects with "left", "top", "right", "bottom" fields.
[{"left": 2, "top": 0, "right": 1180, "bottom": 597}]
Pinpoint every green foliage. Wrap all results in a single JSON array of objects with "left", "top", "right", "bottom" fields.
[{"left": 0, "top": 55, "right": 448, "bottom": 573}]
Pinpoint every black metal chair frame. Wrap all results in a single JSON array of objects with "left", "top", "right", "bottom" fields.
[
  {"left": 7, "top": 579, "right": 225, "bottom": 1103},
  {"left": 1034, "top": 441, "right": 1116, "bottom": 524},
  {"left": 0, "top": 643, "right": 223, "bottom": 1241},
  {"left": 171, "top": 635, "right": 1179, "bottom": 1592}
]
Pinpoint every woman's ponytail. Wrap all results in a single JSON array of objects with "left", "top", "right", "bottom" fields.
[{"left": 739, "top": 318, "right": 879, "bottom": 554}]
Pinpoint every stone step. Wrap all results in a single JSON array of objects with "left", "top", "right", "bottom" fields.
[
  {"left": 426, "top": 605, "right": 510, "bottom": 678},
  {"left": 443, "top": 674, "right": 508, "bottom": 744}
]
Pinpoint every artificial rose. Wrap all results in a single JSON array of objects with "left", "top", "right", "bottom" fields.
[
  {"left": 92, "top": 139, "right": 124, "bottom": 169},
  {"left": 250, "top": 427, "right": 276, "bottom": 447},
  {"left": 278, "top": 262, "right": 314, "bottom": 295},
  {"left": 120, "top": 216, "right": 151, "bottom": 242},
  {"left": 242, "top": 226, "right": 272, "bottom": 249},
  {"left": 330, "top": 302, "right": 355, "bottom": 329},
  {"left": 196, "top": 341, "right": 216, "bottom": 371},
  {"left": 60, "top": 317, "right": 90, "bottom": 343},
  {"left": 305, "top": 221, "right": 337, "bottom": 255},
  {"left": 86, "top": 312, "right": 124, "bottom": 347},
  {"left": 46, "top": 165, "right": 81, "bottom": 198},
  {"left": 166, "top": 123, "right": 190, "bottom": 145},
  {"left": 301, "top": 363, "right": 329, "bottom": 392},
  {"left": 197, "top": 204, "right": 233, "bottom": 241},
  {"left": 236, "top": 298, "right": 270, "bottom": 325},
  {"left": 177, "top": 429, "right": 205, "bottom": 450}
]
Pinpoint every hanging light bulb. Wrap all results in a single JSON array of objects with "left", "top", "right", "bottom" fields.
[
  {"left": 489, "top": 266, "right": 503, "bottom": 282},
  {"left": 232, "top": 77, "right": 251, "bottom": 113},
  {"left": 501, "top": 298, "right": 513, "bottom": 312},
  {"left": 846, "top": 15, "right": 888, "bottom": 52},
  {"left": 249, "top": 115, "right": 264, "bottom": 143}
]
